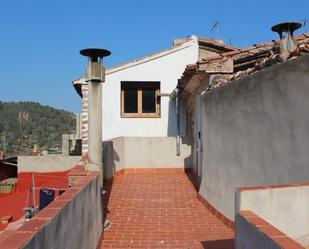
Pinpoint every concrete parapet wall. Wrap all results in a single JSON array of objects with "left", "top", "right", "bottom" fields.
[
  {"left": 199, "top": 54, "right": 309, "bottom": 220},
  {"left": 235, "top": 211, "right": 304, "bottom": 249},
  {"left": 103, "top": 136, "right": 192, "bottom": 178},
  {"left": 18, "top": 155, "right": 82, "bottom": 173},
  {"left": 236, "top": 183, "right": 309, "bottom": 247},
  {"left": 0, "top": 171, "right": 102, "bottom": 249}
]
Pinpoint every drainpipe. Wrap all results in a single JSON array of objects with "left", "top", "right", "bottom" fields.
[
  {"left": 80, "top": 48, "right": 111, "bottom": 187},
  {"left": 172, "top": 88, "right": 181, "bottom": 156},
  {"left": 32, "top": 173, "right": 36, "bottom": 211}
]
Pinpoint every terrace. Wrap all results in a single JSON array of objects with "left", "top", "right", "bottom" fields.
[
  {"left": 0, "top": 163, "right": 234, "bottom": 249},
  {"left": 101, "top": 169, "right": 234, "bottom": 249}
]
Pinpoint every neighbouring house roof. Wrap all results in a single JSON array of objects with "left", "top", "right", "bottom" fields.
[
  {"left": 72, "top": 35, "right": 238, "bottom": 97},
  {"left": 178, "top": 33, "right": 309, "bottom": 96},
  {"left": 197, "top": 36, "right": 238, "bottom": 53},
  {"left": 0, "top": 171, "right": 69, "bottom": 231}
]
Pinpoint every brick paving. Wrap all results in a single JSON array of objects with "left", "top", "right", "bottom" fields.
[{"left": 101, "top": 170, "right": 234, "bottom": 249}]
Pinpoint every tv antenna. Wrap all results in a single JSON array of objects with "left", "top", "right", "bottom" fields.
[
  {"left": 303, "top": 19, "right": 307, "bottom": 32},
  {"left": 211, "top": 21, "right": 220, "bottom": 39}
]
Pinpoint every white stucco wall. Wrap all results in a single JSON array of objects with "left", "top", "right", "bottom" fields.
[{"left": 102, "top": 37, "right": 199, "bottom": 140}]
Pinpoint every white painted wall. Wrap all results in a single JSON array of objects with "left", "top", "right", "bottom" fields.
[{"left": 102, "top": 36, "right": 199, "bottom": 140}]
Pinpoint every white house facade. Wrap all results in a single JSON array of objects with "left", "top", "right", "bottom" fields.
[
  {"left": 73, "top": 35, "right": 236, "bottom": 155},
  {"left": 102, "top": 36, "right": 199, "bottom": 139}
]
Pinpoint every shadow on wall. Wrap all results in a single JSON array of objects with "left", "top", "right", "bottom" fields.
[
  {"left": 102, "top": 141, "right": 119, "bottom": 225},
  {"left": 182, "top": 136, "right": 193, "bottom": 169},
  {"left": 167, "top": 97, "right": 194, "bottom": 175},
  {"left": 103, "top": 176, "right": 113, "bottom": 227},
  {"left": 167, "top": 98, "right": 186, "bottom": 136},
  {"left": 102, "top": 136, "right": 194, "bottom": 180},
  {"left": 102, "top": 141, "right": 120, "bottom": 179},
  {"left": 201, "top": 239, "right": 234, "bottom": 249},
  {"left": 167, "top": 100, "right": 177, "bottom": 136}
]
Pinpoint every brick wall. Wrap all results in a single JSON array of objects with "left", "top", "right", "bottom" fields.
[{"left": 81, "top": 84, "right": 89, "bottom": 157}]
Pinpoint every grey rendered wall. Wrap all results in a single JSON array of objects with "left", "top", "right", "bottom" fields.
[
  {"left": 199, "top": 54, "right": 309, "bottom": 220},
  {"left": 235, "top": 185, "right": 309, "bottom": 245},
  {"left": 235, "top": 215, "right": 281, "bottom": 249},
  {"left": 103, "top": 137, "right": 124, "bottom": 178},
  {"left": 18, "top": 155, "right": 82, "bottom": 173},
  {"left": 103, "top": 136, "right": 192, "bottom": 178},
  {"left": 22, "top": 174, "right": 102, "bottom": 249}
]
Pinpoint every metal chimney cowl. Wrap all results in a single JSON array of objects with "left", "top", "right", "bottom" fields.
[
  {"left": 85, "top": 60, "right": 105, "bottom": 82},
  {"left": 80, "top": 48, "right": 111, "bottom": 83},
  {"left": 271, "top": 22, "right": 302, "bottom": 53}
]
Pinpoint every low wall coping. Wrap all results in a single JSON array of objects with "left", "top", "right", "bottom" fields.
[
  {"left": 237, "top": 182, "right": 309, "bottom": 192},
  {"left": 238, "top": 210, "right": 305, "bottom": 249},
  {"left": 0, "top": 169, "right": 99, "bottom": 248}
]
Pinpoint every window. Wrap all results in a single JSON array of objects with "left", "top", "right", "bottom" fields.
[{"left": 121, "top": 82, "right": 160, "bottom": 118}]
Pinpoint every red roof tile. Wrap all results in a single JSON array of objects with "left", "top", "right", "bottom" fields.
[{"left": 0, "top": 171, "right": 69, "bottom": 231}]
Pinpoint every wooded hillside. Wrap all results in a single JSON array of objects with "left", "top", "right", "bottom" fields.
[{"left": 0, "top": 101, "right": 75, "bottom": 156}]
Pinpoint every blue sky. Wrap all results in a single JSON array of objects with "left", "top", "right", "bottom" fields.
[{"left": 0, "top": 0, "right": 308, "bottom": 113}]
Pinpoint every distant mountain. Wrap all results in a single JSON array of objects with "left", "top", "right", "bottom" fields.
[{"left": 0, "top": 101, "right": 76, "bottom": 156}]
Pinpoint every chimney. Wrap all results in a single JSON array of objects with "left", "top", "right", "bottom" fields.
[
  {"left": 80, "top": 48, "right": 111, "bottom": 187},
  {"left": 271, "top": 22, "right": 302, "bottom": 53}
]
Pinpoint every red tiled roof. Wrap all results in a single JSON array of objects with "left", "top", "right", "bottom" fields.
[
  {"left": 178, "top": 33, "right": 309, "bottom": 94},
  {"left": 0, "top": 171, "right": 69, "bottom": 231},
  {"left": 199, "top": 33, "right": 309, "bottom": 63}
]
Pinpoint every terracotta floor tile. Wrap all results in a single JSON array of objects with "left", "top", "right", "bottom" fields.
[{"left": 101, "top": 171, "right": 234, "bottom": 249}]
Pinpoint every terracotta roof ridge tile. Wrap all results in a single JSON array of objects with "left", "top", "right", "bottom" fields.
[
  {"left": 186, "top": 64, "right": 197, "bottom": 70},
  {"left": 197, "top": 36, "right": 239, "bottom": 51}
]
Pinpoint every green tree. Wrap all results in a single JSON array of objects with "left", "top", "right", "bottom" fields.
[{"left": 0, "top": 101, "right": 76, "bottom": 156}]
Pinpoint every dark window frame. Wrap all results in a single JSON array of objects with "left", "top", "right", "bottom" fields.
[{"left": 121, "top": 81, "right": 160, "bottom": 118}]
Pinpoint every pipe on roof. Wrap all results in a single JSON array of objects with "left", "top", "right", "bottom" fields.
[{"left": 170, "top": 88, "right": 182, "bottom": 156}]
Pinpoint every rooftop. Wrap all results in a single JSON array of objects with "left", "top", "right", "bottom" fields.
[
  {"left": 178, "top": 33, "right": 309, "bottom": 96},
  {"left": 0, "top": 171, "right": 68, "bottom": 232}
]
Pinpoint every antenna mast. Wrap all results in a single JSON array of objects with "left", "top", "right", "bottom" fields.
[{"left": 211, "top": 21, "right": 220, "bottom": 39}]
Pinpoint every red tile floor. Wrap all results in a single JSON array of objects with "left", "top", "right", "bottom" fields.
[{"left": 101, "top": 170, "right": 234, "bottom": 249}]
